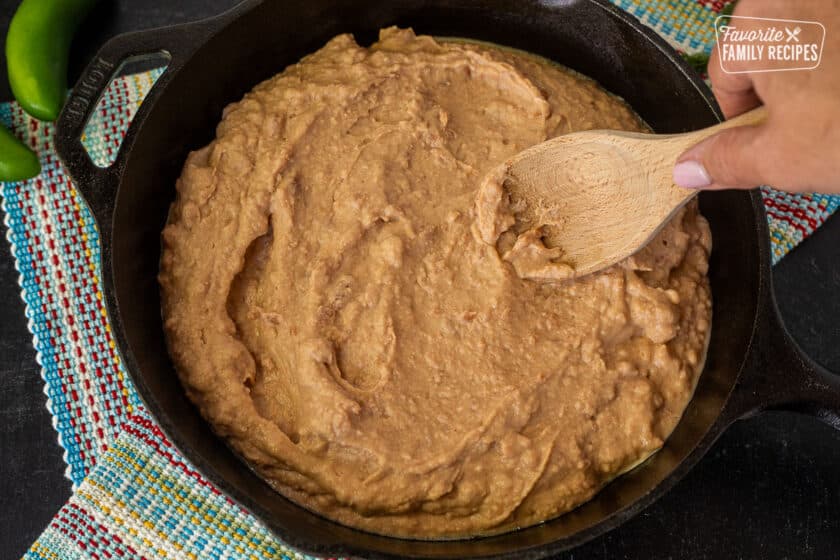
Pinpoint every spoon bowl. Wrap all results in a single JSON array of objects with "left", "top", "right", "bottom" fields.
[{"left": 483, "top": 107, "right": 766, "bottom": 279}]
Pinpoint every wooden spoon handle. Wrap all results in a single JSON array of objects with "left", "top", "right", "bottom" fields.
[
  {"left": 658, "top": 106, "right": 767, "bottom": 208},
  {"left": 665, "top": 105, "right": 768, "bottom": 157}
]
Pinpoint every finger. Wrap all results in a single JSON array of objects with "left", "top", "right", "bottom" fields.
[
  {"left": 707, "top": 44, "right": 762, "bottom": 118},
  {"left": 673, "top": 123, "right": 771, "bottom": 190}
]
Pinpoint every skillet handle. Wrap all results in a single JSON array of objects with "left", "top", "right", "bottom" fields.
[
  {"left": 727, "top": 291, "right": 840, "bottom": 430},
  {"left": 55, "top": 0, "right": 260, "bottom": 230}
]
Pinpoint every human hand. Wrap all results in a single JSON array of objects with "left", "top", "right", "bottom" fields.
[{"left": 672, "top": 0, "right": 840, "bottom": 194}]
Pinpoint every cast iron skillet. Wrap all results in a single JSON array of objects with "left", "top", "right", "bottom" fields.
[{"left": 55, "top": 0, "right": 840, "bottom": 557}]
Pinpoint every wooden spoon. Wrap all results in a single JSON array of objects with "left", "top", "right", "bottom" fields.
[{"left": 481, "top": 106, "right": 766, "bottom": 280}]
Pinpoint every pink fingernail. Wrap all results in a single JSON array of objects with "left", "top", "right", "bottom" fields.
[{"left": 673, "top": 161, "right": 712, "bottom": 189}]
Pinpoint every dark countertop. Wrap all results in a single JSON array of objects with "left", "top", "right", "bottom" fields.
[{"left": 1, "top": 1, "right": 839, "bottom": 558}]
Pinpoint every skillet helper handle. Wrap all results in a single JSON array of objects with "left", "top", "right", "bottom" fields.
[
  {"left": 730, "top": 295, "right": 840, "bottom": 430},
  {"left": 57, "top": 25, "right": 187, "bottom": 182},
  {"left": 54, "top": 2, "right": 251, "bottom": 226}
]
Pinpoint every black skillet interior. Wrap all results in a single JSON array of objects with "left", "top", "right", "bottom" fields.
[{"left": 56, "top": 0, "right": 774, "bottom": 558}]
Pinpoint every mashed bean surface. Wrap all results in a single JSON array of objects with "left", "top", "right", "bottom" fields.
[{"left": 160, "top": 28, "right": 712, "bottom": 537}]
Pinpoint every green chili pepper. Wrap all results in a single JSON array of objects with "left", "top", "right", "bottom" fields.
[
  {"left": 0, "top": 124, "right": 40, "bottom": 182},
  {"left": 6, "top": 0, "right": 99, "bottom": 122},
  {"left": 683, "top": 52, "right": 711, "bottom": 74}
]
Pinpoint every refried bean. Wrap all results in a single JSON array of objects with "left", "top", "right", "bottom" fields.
[{"left": 159, "top": 27, "right": 712, "bottom": 538}]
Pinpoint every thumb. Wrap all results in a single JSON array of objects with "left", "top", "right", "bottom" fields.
[{"left": 672, "top": 123, "right": 771, "bottom": 190}]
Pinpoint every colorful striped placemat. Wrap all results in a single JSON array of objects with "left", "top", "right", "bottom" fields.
[{"left": 2, "top": 1, "right": 836, "bottom": 558}]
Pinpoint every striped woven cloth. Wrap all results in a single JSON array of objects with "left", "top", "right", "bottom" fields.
[{"left": 2, "top": 1, "right": 836, "bottom": 558}]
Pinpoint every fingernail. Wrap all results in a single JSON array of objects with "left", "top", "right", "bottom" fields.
[{"left": 673, "top": 160, "right": 712, "bottom": 189}]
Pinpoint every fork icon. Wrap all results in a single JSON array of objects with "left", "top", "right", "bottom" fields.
[{"left": 785, "top": 26, "right": 802, "bottom": 42}]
